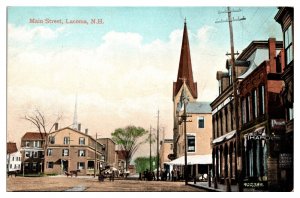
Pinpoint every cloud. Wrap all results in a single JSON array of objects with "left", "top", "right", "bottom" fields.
[
  {"left": 8, "top": 24, "right": 65, "bottom": 43},
  {"left": 7, "top": 25, "right": 225, "bottom": 159}
]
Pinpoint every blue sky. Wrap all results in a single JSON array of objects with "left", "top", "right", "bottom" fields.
[{"left": 8, "top": 7, "right": 282, "bottom": 49}]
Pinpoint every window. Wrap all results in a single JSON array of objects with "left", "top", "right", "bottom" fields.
[
  {"left": 246, "top": 95, "right": 251, "bottom": 122},
  {"left": 33, "top": 141, "right": 40, "bottom": 148},
  {"left": 32, "top": 163, "right": 37, "bottom": 170},
  {"left": 77, "top": 162, "right": 85, "bottom": 170},
  {"left": 33, "top": 151, "right": 38, "bottom": 158},
  {"left": 25, "top": 141, "right": 30, "bottom": 147},
  {"left": 47, "top": 162, "right": 54, "bottom": 168},
  {"left": 25, "top": 151, "right": 30, "bottom": 158},
  {"left": 284, "top": 25, "right": 293, "bottom": 65},
  {"left": 12, "top": 157, "right": 14, "bottom": 161},
  {"left": 63, "top": 137, "right": 70, "bottom": 145},
  {"left": 198, "top": 116, "right": 205, "bottom": 128},
  {"left": 49, "top": 136, "right": 55, "bottom": 144},
  {"left": 78, "top": 150, "right": 86, "bottom": 157},
  {"left": 252, "top": 90, "right": 258, "bottom": 119},
  {"left": 62, "top": 149, "right": 69, "bottom": 156},
  {"left": 47, "top": 149, "right": 53, "bottom": 156},
  {"left": 10, "top": 164, "right": 12, "bottom": 168},
  {"left": 242, "top": 98, "right": 246, "bottom": 124},
  {"left": 79, "top": 137, "right": 85, "bottom": 145},
  {"left": 288, "top": 107, "right": 294, "bottom": 121},
  {"left": 187, "top": 135, "right": 195, "bottom": 152},
  {"left": 259, "top": 85, "right": 265, "bottom": 115},
  {"left": 229, "top": 66, "right": 232, "bottom": 85}
]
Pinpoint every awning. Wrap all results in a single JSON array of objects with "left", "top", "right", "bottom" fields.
[
  {"left": 212, "top": 130, "right": 236, "bottom": 144},
  {"left": 166, "top": 154, "right": 212, "bottom": 165}
]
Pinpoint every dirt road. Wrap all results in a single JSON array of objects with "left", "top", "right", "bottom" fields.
[{"left": 7, "top": 176, "right": 208, "bottom": 192}]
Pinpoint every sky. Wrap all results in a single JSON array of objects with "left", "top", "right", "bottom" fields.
[{"left": 3, "top": 1, "right": 293, "bottom": 163}]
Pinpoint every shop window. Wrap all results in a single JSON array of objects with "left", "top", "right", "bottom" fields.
[
  {"left": 47, "top": 162, "right": 54, "bottom": 168},
  {"left": 77, "top": 162, "right": 85, "bottom": 170}
]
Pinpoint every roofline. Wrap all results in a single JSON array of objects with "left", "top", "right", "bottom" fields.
[
  {"left": 237, "top": 40, "right": 283, "bottom": 61},
  {"left": 49, "top": 127, "right": 104, "bottom": 146}
]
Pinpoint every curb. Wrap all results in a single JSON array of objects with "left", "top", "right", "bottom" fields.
[{"left": 188, "top": 183, "right": 222, "bottom": 192}]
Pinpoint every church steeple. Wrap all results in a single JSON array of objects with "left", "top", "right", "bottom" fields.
[
  {"left": 173, "top": 20, "right": 197, "bottom": 100},
  {"left": 72, "top": 94, "right": 78, "bottom": 130}
]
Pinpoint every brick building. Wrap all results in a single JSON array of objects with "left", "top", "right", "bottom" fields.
[
  {"left": 211, "top": 38, "right": 285, "bottom": 191},
  {"left": 44, "top": 126, "right": 104, "bottom": 176},
  {"left": 274, "top": 7, "right": 294, "bottom": 191},
  {"left": 97, "top": 138, "right": 117, "bottom": 169}
]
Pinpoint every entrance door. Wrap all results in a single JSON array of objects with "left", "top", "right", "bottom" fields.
[{"left": 62, "top": 160, "right": 68, "bottom": 172}]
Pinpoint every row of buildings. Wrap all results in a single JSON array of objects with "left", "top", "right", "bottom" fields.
[
  {"left": 160, "top": 7, "right": 293, "bottom": 191},
  {"left": 7, "top": 124, "right": 133, "bottom": 176}
]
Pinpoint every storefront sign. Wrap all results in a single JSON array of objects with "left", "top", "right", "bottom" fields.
[
  {"left": 243, "top": 182, "right": 266, "bottom": 188},
  {"left": 279, "top": 153, "right": 292, "bottom": 169},
  {"left": 271, "top": 119, "right": 285, "bottom": 130}
]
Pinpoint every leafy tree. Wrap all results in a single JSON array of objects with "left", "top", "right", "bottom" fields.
[
  {"left": 111, "top": 125, "right": 147, "bottom": 171},
  {"left": 134, "top": 156, "right": 157, "bottom": 173}
]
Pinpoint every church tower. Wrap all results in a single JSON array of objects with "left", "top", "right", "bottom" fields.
[{"left": 173, "top": 20, "right": 197, "bottom": 157}]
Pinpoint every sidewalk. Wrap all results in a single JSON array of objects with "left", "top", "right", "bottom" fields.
[{"left": 188, "top": 181, "right": 238, "bottom": 192}]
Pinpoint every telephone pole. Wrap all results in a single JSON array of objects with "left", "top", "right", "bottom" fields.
[
  {"left": 94, "top": 133, "right": 97, "bottom": 177},
  {"left": 149, "top": 125, "right": 152, "bottom": 172},
  {"left": 156, "top": 110, "right": 160, "bottom": 181},
  {"left": 216, "top": 7, "right": 246, "bottom": 192}
]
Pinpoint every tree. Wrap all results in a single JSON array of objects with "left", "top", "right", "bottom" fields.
[
  {"left": 134, "top": 156, "right": 157, "bottom": 174},
  {"left": 23, "top": 109, "right": 62, "bottom": 134},
  {"left": 111, "top": 125, "right": 147, "bottom": 171},
  {"left": 23, "top": 109, "right": 62, "bottom": 173}
]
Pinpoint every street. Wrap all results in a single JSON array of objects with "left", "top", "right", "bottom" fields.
[{"left": 6, "top": 176, "right": 208, "bottom": 192}]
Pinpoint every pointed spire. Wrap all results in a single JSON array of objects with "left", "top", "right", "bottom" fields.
[
  {"left": 72, "top": 94, "right": 78, "bottom": 130},
  {"left": 173, "top": 19, "right": 197, "bottom": 100}
]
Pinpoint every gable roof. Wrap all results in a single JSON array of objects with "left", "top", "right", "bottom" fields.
[
  {"left": 177, "top": 101, "right": 212, "bottom": 114},
  {"left": 22, "top": 132, "right": 47, "bottom": 141},
  {"left": 7, "top": 142, "right": 18, "bottom": 154}
]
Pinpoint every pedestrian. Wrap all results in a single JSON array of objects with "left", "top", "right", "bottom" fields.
[
  {"left": 171, "top": 170, "right": 174, "bottom": 181},
  {"left": 111, "top": 170, "right": 115, "bottom": 182}
]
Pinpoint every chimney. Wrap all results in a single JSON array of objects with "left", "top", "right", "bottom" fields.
[
  {"left": 54, "top": 123, "right": 58, "bottom": 131},
  {"left": 85, "top": 128, "right": 88, "bottom": 135},
  {"left": 78, "top": 123, "right": 81, "bottom": 131},
  {"left": 268, "top": 38, "right": 276, "bottom": 73}
]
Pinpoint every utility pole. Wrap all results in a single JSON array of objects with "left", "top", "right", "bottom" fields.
[
  {"left": 178, "top": 79, "right": 192, "bottom": 185},
  {"left": 149, "top": 125, "right": 152, "bottom": 172},
  {"left": 156, "top": 110, "right": 160, "bottom": 181},
  {"left": 94, "top": 133, "right": 97, "bottom": 177},
  {"left": 216, "top": 7, "right": 245, "bottom": 192}
]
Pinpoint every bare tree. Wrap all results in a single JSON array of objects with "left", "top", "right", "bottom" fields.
[{"left": 22, "top": 109, "right": 63, "bottom": 173}]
